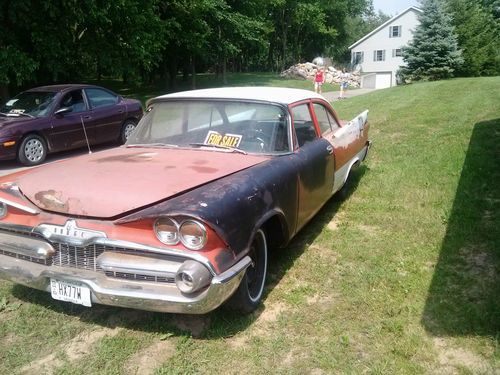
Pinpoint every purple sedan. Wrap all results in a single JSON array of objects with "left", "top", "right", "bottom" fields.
[{"left": 0, "top": 84, "right": 143, "bottom": 165}]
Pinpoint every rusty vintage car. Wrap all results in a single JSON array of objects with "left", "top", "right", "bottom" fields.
[{"left": 0, "top": 87, "right": 370, "bottom": 314}]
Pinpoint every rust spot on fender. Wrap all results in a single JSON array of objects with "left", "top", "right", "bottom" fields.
[{"left": 33, "top": 190, "right": 86, "bottom": 215}]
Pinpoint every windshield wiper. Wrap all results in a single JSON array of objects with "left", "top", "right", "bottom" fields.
[
  {"left": 0, "top": 112, "right": 8, "bottom": 117},
  {"left": 189, "top": 142, "right": 247, "bottom": 155},
  {"left": 126, "top": 143, "right": 179, "bottom": 149},
  {"left": 15, "top": 112, "right": 35, "bottom": 118}
]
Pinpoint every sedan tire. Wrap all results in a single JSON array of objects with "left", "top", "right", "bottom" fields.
[
  {"left": 120, "top": 120, "right": 137, "bottom": 144},
  {"left": 17, "top": 134, "right": 47, "bottom": 166},
  {"left": 227, "top": 229, "right": 268, "bottom": 314}
]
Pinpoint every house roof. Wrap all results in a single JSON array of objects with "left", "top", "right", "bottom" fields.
[{"left": 348, "top": 6, "right": 423, "bottom": 50}]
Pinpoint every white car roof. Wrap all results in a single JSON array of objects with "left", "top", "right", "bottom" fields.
[{"left": 153, "top": 87, "right": 326, "bottom": 105}]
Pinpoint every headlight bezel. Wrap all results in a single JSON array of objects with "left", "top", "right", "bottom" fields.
[{"left": 154, "top": 216, "right": 208, "bottom": 251}]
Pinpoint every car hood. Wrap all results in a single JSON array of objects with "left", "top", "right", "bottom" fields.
[
  {"left": 16, "top": 147, "right": 268, "bottom": 218},
  {"left": 0, "top": 115, "right": 34, "bottom": 128}
]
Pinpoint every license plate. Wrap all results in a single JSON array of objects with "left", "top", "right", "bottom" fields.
[{"left": 50, "top": 278, "right": 92, "bottom": 307}]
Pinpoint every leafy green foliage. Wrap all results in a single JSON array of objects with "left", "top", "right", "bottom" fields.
[
  {"left": 400, "top": 0, "right": 464, "bottom": 81},
  {"left": 445, "top": 0, "right": 500, "bottom": 76}
]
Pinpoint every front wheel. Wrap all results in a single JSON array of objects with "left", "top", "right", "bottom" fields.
[
  {"left": 120, "top": 120, "right": 137, "bottom": 144},
  {"left": 227, "top": 229, "right": 268, "bottom": 314},
  {"left": 17, "top": 134, "right": 47, "bottom": 166}
]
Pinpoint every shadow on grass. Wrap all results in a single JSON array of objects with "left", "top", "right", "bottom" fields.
[
  {"left": 10, "top": 166, "right": 367, "bottom": 339},
  {"left": 422, "top": 119, "right": 500, "bottom": 338}
]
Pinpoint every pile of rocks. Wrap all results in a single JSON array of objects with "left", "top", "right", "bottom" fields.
[{"left": 280, "top": 62, "right": 361, "bottom": 87}]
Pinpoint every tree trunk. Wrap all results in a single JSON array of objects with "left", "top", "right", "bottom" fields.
[
  {"left": 222, "top": 55, "right": 228, "bottom": 85},
  {"left": 191, "top": 56, "right": 196, "bottom": 89}
]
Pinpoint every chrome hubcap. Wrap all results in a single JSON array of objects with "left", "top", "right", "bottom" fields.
[
  {"left": 124, "top": 123, "right": 136, "bottom": 139},
  {"left": 24, "top": 139, "right": 44, "bottom": 162}
]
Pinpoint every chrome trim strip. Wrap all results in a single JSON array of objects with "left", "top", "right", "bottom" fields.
[
  {"left": 97, "top": 252, "right": 181, "bottom": 277},
  {"left": 0, "top": 232, "right": 55, "bottom": 259},
  {"left": 0, "top": 222, "right": 219, "bottom": 276},
  {"left": 0, "top": 197, "right": 40, "bottom": 215}
]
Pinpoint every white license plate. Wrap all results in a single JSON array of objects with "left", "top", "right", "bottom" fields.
[{"left": 50, "top": 278, "right": 92, "bottom": 307}]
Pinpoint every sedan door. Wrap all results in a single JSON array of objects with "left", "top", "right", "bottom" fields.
[
  {"left": 84, "top": 88, "right": 125, "bottom": 144},
  {"left": 47, "top": 89, "right": 95, "bottom": 151},
  {"left": 291, "top": 102, "right": 335, "bottom": 230}
]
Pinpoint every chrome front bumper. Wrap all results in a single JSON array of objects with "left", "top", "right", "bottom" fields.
[{"left": 0, "top": 232, "right": 250, "bottom": 314}]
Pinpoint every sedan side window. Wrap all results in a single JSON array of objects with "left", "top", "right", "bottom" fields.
[
  {"left": 85, "top": 88, "right": 119, "bottom": 109},
  {"left": 291, "top": 104, "right": 317, "bottom": 147},
  {"left": 313, "top": 103, "right": 340, "bottom": 134},
  {"left": 60, "top": 90, "right": 87, "bottom": 113}
]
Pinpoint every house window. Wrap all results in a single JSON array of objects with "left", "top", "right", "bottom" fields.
[
  {"left": 352, "top": 51, "right": 364, "bottom": 64},
  {"left": 392, "top": 48, "right": 402, "bottom": 57},
  {"left": 373, "top": 50, "right": 385, "bottom": 62},
  {"left": 389, "top": 25, "right": 402, "bottom": 38}
]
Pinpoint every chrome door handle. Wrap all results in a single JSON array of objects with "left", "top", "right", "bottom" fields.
[{"left": 326, "top": 145, "right": 333, "bottom": 154}]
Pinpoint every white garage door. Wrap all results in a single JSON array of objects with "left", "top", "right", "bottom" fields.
[{"left": 375, "top": 73, "right": 392, "bottom": 89}]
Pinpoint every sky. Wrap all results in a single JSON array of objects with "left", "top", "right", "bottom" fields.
[{"left": 373, "top": 0, "right": 420, "bottom": 15}]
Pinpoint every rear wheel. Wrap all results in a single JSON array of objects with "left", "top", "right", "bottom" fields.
[
  {"left": 120, "top": 120, "right": 137, "bottom": 144},
  {"left": 17, "top": 134, "right": 47, "bottom": 166},
  {"left": 227, "top": 229, "right": 268, "bottom": 314}
]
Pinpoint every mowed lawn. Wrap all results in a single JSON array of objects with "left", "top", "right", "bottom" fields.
[{"left": 0, "top": 77, "right": 498, "bottom": 374}]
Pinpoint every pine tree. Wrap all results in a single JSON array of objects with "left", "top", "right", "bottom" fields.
[
  {"left": 446, "top": 0, "right": 500, "bottom": 76},
  {"left": 400, "top": 0, "right": 464, "bottom": 81}
]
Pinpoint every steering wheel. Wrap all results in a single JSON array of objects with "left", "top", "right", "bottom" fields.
[{"left": 244, "top": 129, "right": 268, "bottom": 151}]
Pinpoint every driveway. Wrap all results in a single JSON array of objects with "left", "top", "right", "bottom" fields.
[
  {"left": 322, "top": 88, "right": 375, "bottom": 102},
  {"left": 0, "top": 143, "right": 118, "bottom": 177}
]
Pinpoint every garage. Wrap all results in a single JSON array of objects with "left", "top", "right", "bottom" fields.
[{"left": 361, "top": 72, "right": 392, "bottom": 89}]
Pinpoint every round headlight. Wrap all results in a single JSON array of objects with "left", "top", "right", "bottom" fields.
[
  {"left": 154, "top": 217, "right": 179, "bottom": 245},
  {"left": 179, "top": 220, "right": 207, "bottom": 250},
  {"left": 0, "top": 202, "right": 7, "bottom": 219}
]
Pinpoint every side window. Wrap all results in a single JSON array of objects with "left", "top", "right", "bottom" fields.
[
  {"left": 85, "top": 88, "right": 118, "bottom": 109},
  {"left": 60, "top": 90, "right": 86, "bottom": 113},
  {"left": 291, "top": 104, "right": 317, "bottom": 147},
  {"left": 313, "top": 103, "right": 341, "bottom": 135}
]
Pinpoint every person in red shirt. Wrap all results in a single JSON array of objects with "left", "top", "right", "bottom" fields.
[{"left": 314, "top": 67, "right": 325, "bottom": 94}]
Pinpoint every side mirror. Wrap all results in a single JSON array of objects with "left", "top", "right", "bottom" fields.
[{"left": 54, "top": 107, "right": 72, "bottom": 116}]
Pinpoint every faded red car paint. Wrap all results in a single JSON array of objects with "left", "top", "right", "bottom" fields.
[{"left": 16, "top": 147, "right": 268, "bottom": 218}]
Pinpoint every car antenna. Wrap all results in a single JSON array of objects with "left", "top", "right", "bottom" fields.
[{"left": 80, "top": 115, "right": 92, "bottom": 154}]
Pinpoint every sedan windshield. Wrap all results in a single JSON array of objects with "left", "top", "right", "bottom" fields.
[
  {"left": 0, "top": 91, "right": 57, "bottom": 117},
  {"left": 126, "top": 100, "right": 290, "bottom": 154}
]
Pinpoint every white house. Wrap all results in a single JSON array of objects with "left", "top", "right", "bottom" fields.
[{"left": 349, "top": 6, "right": 422, "bottom": 89}]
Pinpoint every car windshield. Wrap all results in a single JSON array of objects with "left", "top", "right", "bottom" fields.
[
  {"left": 126, "top": 100, "right": 290, "bottom": 154},
  {"left": 0, "top": 91, "right": 57, "bottom": 117}
]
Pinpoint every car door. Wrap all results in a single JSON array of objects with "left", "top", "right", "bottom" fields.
[
  {"left": 290, "top": 102, "right": 335, "bottom": 229},
  {"left": 84, "top": 88, "right": 125, "bottom": 144},
  {"left": 312, "top": 101, "right": 368, "bottom": 193},
  {"left": 47, "top": 89, "right": 95, "bottom": 151}
]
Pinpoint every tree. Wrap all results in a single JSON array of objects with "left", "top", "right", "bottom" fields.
[
  {"left": 445, "top": 0, "right": 500, "bottom": 76},
  {"left": 400, "top": 0, "right": 463, "bottom": 81}
]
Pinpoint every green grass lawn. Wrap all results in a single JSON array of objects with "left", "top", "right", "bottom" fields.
[{"left": 0, "top": 76, "right": 499, "bottom": 374}]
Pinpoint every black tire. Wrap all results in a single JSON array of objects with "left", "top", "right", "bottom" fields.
[
  {"left": 17, "top": 134, "right": 47, "bottom": 166},
  {"left": 227, "top": 229, "right": 268, "bottom": 314},
  {"left": 120, "top": 120, "right": 137, "bottom": 144}
]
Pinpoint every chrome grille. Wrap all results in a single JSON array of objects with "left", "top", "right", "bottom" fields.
[
  {"left": 0, "top": 227, "right": 182, "bottom": 284},
  {"left": 51, "top": 243, "right": 105, "bottom": 271},
  {"left": 104, "top": 270, "right": 175, "bottom": 283},
  {"left": 0, "top": 249, "right": 51, "bottom": 265}
]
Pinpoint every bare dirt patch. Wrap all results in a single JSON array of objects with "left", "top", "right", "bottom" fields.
[
  {"left": 20, "top": 326, "right": 120, "bottom": 375},
  {"left": 19, "top": 309, "right": 143, "bottom": 374},
  {"left": 125, "top": 340, "right": 176, "bottom": 375},
  {"left": 433, "top": 337, "right": 492, "bottom": 374},
  {"left": 170, "top": 314, "right": 211, "bottom": 338}
]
